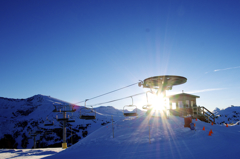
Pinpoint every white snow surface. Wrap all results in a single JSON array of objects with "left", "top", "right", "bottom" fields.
[
  {"left": 0, "top": 94, "right": 145, "bottom": 149},
  {"left": 213, "top": 106, "right": 240, "bottom": 125},
  {"left": 1, "top": 115, "right": 240, "bottom": 159},
  {"left": 42, "top": 115, "right": 240, "bottom": 159},
  {"left": 0, "top": 148, "right": 62, "bottom": 159},
  {"left": 1, "top": 97, "right": 240, "bottom": 159}
]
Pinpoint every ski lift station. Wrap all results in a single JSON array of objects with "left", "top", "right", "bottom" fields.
[
  {"left": 47, "top": 75, "right": 216, "bottom": 149},
  {"left": 168, "top": 92, "right": 200, "bottom": 117},
  {"left": 138, "top": 75, "right": 215, "bottom": 123}
]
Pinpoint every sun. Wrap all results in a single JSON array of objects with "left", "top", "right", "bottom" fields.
[{"left": 150, "top": 93, "right": 167, "bottom": 112}]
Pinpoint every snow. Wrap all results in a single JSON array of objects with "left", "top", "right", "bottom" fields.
[
  {"left": 2, "top": 114, "right": 240, "bottom": 159},
  {"left": 0, "top": 95, "right": 146, "bottom": 149},
  {"left": 1, "top": 97, "right": 240, "bottom": 159},
  {"left": 0, "top": 148, "right": 62, "bottom": 159},
  {"left": 44, "top": 115, "right": 240, "bottom": 159},
  {"left": 213, "top": 106, "right": 240, "bottom": 125}
]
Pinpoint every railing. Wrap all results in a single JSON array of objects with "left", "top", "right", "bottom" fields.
[
  {"left": 169, "top": 106, "right": 215, "bottom": 124},
  {"left": 192, "top": 106, "right": 215, "bottom": 123},
  {"left": 202, "top": 106, "right": 215, "bottom": 123}
]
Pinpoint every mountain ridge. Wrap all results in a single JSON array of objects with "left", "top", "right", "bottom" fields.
[{"left": 0, "top": 94, "right": 144, "bottom": 149}]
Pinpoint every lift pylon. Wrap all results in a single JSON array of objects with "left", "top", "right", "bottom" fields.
[
  {"left": 52, "top": 103, "right": 76, "bottom": 149},
  {"left": 139, "top": 75, "right": 187, "bottom": 108},
  {"left": 139, "top": 75, "right": 187, "bottom": 95},
  {"left": 29, "top": 130, "right": 43, "bottom": 149}
]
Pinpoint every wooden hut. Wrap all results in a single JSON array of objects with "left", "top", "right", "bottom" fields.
[{"left": 167, "top": 93, "right": 200, "bottom": 116}]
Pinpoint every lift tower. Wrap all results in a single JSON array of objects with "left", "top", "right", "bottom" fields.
[
  {"left": 53, "top": 104, "right": 75, "bottom": 149},
  {"left": 29, "top": 130, "right": 43, "bottom": 149},
  {"left": 139, "top": 75, "right": 187, "bottom": 110}
]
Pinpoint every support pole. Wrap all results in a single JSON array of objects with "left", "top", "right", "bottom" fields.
[
  {"left": 112, "top": 115, "right": 114, "bottom": 138},
  {"left": 149, "top": 117, "right": 151, "bottom": 144},
  {"left": 71, "top": 126, "right": 73, "bottom": 145},
  {"left": 62, "top": 111, "right": 67, "bottom": 149},
  {"left": 63, "top": 112, "right": 66, "bottom": 143},
  {"left": 169, "top": 102, "right": 172, "bottom": 116},
  {"left": 34, "top": 135, "right": 36, "bottom": 149}
]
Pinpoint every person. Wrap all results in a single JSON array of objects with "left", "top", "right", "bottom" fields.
[{"left": 190, "top": 123, "right": 195, "bottom": 130}]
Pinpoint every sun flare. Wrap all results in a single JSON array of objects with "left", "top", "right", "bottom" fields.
[{"left": 150, "top": 93, "right": 167, "bottom": 111}]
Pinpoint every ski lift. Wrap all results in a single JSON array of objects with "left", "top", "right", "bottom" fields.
[
  {"left": 123, "top": 96, "right": 138, "bottom": 116},
  {"left": 67, "top": 114, "right": 75, "bottom": 122},
  {"left": 45, "top": 129, "right": 53, "bottom": 135},
  {"left": 142, "top": 91, "right": 152, "bottom": 109},
  {"left": 35, "top": 130, "right": 43, "bottom": 134},
  {"left": 44, "top": 116, "right": 54, "bottom": 126},
  {"left": 80, "top": 99, "right": 96, "bottom": 120}
]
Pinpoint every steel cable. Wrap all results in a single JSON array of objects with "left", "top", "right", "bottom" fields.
[{"left": 74, "top": 82, "right": 140, "bottom": 104}]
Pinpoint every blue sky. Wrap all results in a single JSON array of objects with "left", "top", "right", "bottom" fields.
[{"left": 1, "top": 0, "right": 240, "bottom": 111}]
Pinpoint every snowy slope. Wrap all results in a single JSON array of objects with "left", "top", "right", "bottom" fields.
[
  {"left": 0, "top": 148, "right": 63, "bottom": 159},
  {"left": 43, "top": 115, "right": 240, "bottom": 159},
  {"left": 213, "top": 106, "right": 240, "bottom": 125},
  {"left": 0, "top": 95, "right": 145, "bottom": 149}
]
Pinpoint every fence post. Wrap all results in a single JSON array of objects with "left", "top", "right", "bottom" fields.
[
  {"left": 112, "top": 115, "right": 114, "bottom": 138},
  {"left": 34, "top": 135, "right": 36, "bottom": 149},
  {"left": 71, "top": 126, "right": 73, "bottom": 145},
  {"left": 149, "top": 118, "right": 151, "bottom": 144}
]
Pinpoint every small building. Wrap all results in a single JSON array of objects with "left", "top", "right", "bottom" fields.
[
  {"left": 168, "top": 93, "right": 200, "bottom": 109},
  {"left": 167, "top": 93, "right": 200, "bottom": 116}
]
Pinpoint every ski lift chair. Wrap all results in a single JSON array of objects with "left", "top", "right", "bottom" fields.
[
  {"left": 123, "top": 96, "right": 138, "bottom": 116},
  {"left": 67, "top": 114, "right": 76, "bottom": 122},
  {"left": 44, "top": 122, "right": 54, "bottom": 126},
  {"left": 123, "top": 105, "right": 138, "bottom": 116},
  {"left": 80, "top": 108, "right": 96, "bottom": 119},
  {"left": 80, "top": 100, "right": 96, "bottom": 120},
  {"left": 44, "top": 130, "right": 52, "bottom": 135},
  {"left": 142, "top": 104, "right": 152, "bottom": 110},
  {"left": 142, "top": 91, "right": 153, "bottom": 110},
  {"left": 35, "top": 130, "right": 43, "bottom": 134},
  {"left": 44, "top": 117, "right": 54, "bottom": 126}
]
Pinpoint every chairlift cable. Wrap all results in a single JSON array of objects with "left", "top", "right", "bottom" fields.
[
  {"left": 74, "top": 82, "right": 140, "bottom": 104},
  {"left": 88, "top": 92, "right": 146, "bottom": 107}
]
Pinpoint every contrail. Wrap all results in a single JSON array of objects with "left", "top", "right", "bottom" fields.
[
  {"left": 188, "top": 88, "right": 225, "bottom": 94},
  {"left": 166, "top": 88, "right": 224, "bottom": 96},
  {"left": 214, "top": 66, "right": 240, "bottom": 72}
]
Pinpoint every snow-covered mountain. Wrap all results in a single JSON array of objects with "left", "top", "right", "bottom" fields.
[
  {"left": 213, "top": 106, "right": 240, "bottom": 125},
  {"left": 2, "top": 108, "right": 240, "bottom": 159},
  {"left": 2, "top": 102, "right": 240, "bottom": 158},
  {"left": 44, "top": 114, "right": 240, "bottom": 159},
  {"left": 0, "top": 94, "right": 145, "bottom": 149}
]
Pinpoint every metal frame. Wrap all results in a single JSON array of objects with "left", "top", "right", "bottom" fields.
[
  {"left": 29, "top": 130, "right": 43, "bottom": 149},
  {"left": 44, "top": 116, "right": 54, "bottom": 126},
  {"left": 139, "top": 75, "right": 187, "bottom": 112},
  {"left": 67, "top": 113, "right": 76, "bottom": 122},
  {"left": 53, "top": 104, "right": 76, "bottom": 113},
  {"left": 80, "top": 99, "right": 96, "bottom": 120},
  {"left": 142, "top": 91, "right": 152, "bottom": 109},
  {"left": 123, "top": 96, "right": 138, "bottom": 116},
  {"left": 139, "top": 75, "right": 187, "bottom": 94},
  {"left": 44, "top": 130, "right": 53, "bottom": 135}
]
